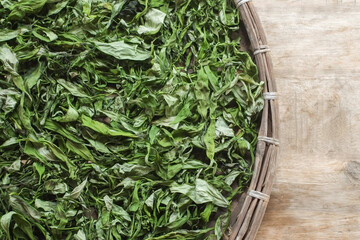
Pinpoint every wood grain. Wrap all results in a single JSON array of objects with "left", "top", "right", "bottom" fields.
[{"left": 252, "top": 0, "right": 360, "bottom": 239}]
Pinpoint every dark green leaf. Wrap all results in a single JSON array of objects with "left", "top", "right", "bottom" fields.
[{"left": 81, "top": 115, "right": 137, "bottom": 138}]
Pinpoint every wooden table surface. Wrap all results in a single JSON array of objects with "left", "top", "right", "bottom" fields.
[{"left": 252, "top": 1, "right": 360, "bottom": 239}]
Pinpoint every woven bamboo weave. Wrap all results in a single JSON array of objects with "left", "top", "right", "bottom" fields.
[{"left": 224, "top": 1, "right": 280, "bottom": 239}]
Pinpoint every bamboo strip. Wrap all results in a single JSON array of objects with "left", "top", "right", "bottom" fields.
[{"left": 223, "top": 1, "right": 280, "bottom": 239}]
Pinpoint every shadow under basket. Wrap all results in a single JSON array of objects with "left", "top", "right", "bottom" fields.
[{"left": 221, "top": 1, "right": 280, "bottom": 239}]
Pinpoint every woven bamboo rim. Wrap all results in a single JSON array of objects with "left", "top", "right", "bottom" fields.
[{"left": 224, "top": 1, "right": 280, "bottom": 239}]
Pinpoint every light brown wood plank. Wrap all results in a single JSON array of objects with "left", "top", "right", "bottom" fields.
[{"left": 251, "top": 0, "right": 360, "bottom": 239}]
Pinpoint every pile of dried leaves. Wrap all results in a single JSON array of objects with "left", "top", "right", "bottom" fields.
[{"left": 0, "top": 0, "right": 264, "bottom": 239}]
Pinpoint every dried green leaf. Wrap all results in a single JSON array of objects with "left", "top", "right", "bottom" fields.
[
  {"left": 81, "top": 115, "right": 137, "bottom": 138},
  {"left": 68, "top": 178, "right": 87, "bottom": 199},
  {"left": 0, "top": 44, "right": 26, "bottom": 92},
  {"left": 138, "top": 9, "right": 167, "bottom": 35},
  {"left": 94, "top": 41, "right": 151, "bottom": 61}
]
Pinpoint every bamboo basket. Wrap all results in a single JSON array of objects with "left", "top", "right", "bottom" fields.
[{"left": 224, "top": 1, "right": 280, "bottom": 239}]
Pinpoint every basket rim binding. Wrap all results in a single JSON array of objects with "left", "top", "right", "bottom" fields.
[{"left": 225, "top": 1, "right": 280, "bottom": 239}]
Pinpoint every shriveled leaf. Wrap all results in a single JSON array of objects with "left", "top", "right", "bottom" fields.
[
  {"left": 0, "top": 137, "right": 18, "bottom": 148},
  {"left": 215, "top": 117, "right": 234, "bottom": 138},
  {"left": 44, "top": 180, "right": 68, "bottom": 194},
  {"left": 204, "top": 119, "right": 216, "bottom": 161},
  {"left": 0, "top": 44, "right": 25, "bottom": 92},
  {"left": 149, "top": 125, "right": 160, "bottom": 144},
  {"left": 57, "top": 79, "right": 90, "bottom": 98},
  {"left": 48, "top": 1, "right": 68, "bottom": 16},
  {"left": 24, "top": 61, "right": 44, "bottom": 90},
  {"left": 35, "top": 199, "right": 56, "bottom": 212},
  {"left": 81, "top": 115, "right": 137, "bottom": 138},
  {"left": 9, "top": 195, "right": 41, "bottom": 221},
  {"left": 66, "top": 140, "right": 94, "bottom": 162},
  {"left": 94, "top": 41, "right": 151, "bottom": 61},
  {"left": 32, "top": 27, "right": 58, "bottom": 42},
  {"left": 195, "top": 67, "right": 210, "bottom": 118},
  {"left": 68, "top": 178, "right": 87, "bottom": 199},
  {"left": 74, "top": 229, "right": 87, "bottom": 240},
  {"left": 1, "top": 211, "right": 16, "bottom": 239},
  {"left": 33, "top": 162, "right": 45, "bottom": 183},
  {"left": 103, "top": 195, "right": 113, "bottom": 211},
  {"left": 53, "top": 105, "right": 79, "bottom": 122},
  {"left": 0, "top": 28, "right": 29, "bottom": 42},
  {"left": 138, "top": 9, "right": 167, "bottom": 35},
  {"left": 214, "top": 213, "right": 230, "bottom": 240},
  {"left": 44, "top": 119, "right": 82, "bottom": 143},
  {"left": 171, "top": 101, "right": 192, "bottom": 125},
  {"left": 170, "top": 179, "right": 229, "bottom": 208}
]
